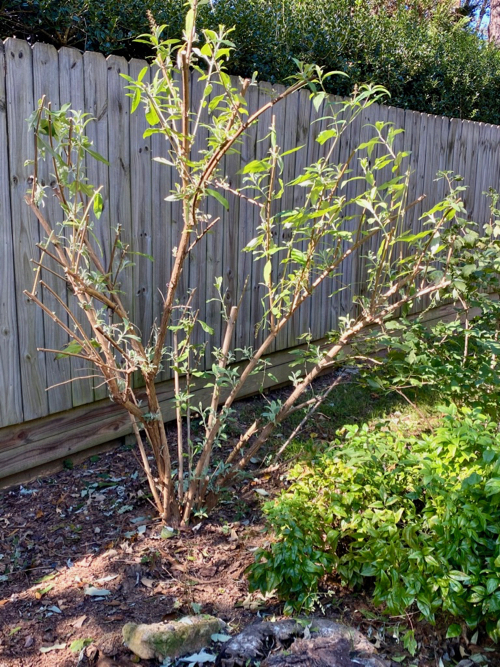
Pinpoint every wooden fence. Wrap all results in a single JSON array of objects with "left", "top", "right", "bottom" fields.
[{"left": 1, "top": 38, "right": 499, "bottom": 482}]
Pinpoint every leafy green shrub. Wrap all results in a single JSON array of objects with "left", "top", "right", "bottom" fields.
[
  {"left": 0, "top": 0, "right": 184, "bottom": 57},
  {"left": 365, "top": 298, "right": 500, "bottom": 416},
  {"left": 249, "top": 406, "right": 500, "bottom": 639},
  {"left": 363, "top": 191, "right": 500, "bottom": 416},
  {"left": 4, "top": 0, "right": 500, "bottom": 123}
]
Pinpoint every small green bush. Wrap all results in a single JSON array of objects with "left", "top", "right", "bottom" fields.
[
  {"left": 249, "top": 406, "right": 500, "bottom": 639},
  {"left": 365, "top": 298, "right": 500, "bottom": 417},
  {"left": 364, "top": 193, "right": 500, "bottom": 416}
]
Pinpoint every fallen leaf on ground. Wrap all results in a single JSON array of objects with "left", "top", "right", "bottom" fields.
[
  {"left": 180, "top": 649, "right": 216, "bottom": 663},
  {"left": 84, "top": 586, "right": 111, "bottom": 596},
  {"left": 96, "top": 574, "right": 119, "bottom": 583},
  {"left": 69, "top": 637, "right": 94, "bottom": 652},
  {"left": 160, "top": 526, "right": 177, "bottom": 539},
  {"left": 141, "top": 577, "right": 154, "bottom": 588},
  {"left": 46, "top": 605, "right": 62, "bottom": 614},
  {"left": 211, "top": 633, "right": 232, "bottom": 643},
  {"left": 72, "top": 614, "right": 87, "bottom": 628},
  {"left": 40, "top": 642, "right": 66, "bottom": 653}
]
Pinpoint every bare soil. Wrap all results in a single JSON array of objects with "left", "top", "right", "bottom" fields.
[{"left": 1, "top": 382, "right": 499, "bottom": 667}]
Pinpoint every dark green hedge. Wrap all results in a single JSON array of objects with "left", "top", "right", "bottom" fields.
[{"left": 2, "top": 0, "right": 500, "bottom": 124}]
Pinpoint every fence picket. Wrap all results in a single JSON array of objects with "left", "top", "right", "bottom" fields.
[
  {"left": 59, "top": 46, "right": 95, "bottom": 407},
  {"left": 0, "top": 43, "right": 23, "bottom": 426},
  {"left": 5, "top": 38, "right": 49, "bottom": 422}
]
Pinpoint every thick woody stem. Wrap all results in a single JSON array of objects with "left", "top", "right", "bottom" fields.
[
  {"left": 219, "top": 278, "right": 451, "bottom": 487},
  {"left": 129, "top": 414, "right": 164, "bottom": 516}
]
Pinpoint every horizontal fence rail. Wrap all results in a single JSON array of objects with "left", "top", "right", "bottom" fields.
[{"left": 1, "top": 38, "right": 499, "bottom": 479}]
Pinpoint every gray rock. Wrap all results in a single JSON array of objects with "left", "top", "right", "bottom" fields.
[
  {"left": 218, "top": 619, "right": 389, "bottom": 667},
  {"left": 263, "top": 637, "right": 388, "bottom": 667},
  {"left": 122, "top": 614, "right": 225, "bottom": 660}
]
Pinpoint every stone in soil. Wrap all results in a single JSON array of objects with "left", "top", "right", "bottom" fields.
[
  {"left": 217, "top": 619, "right": 390, "bottom": 667},
  {"left": 123, "top": 614, "right": 226, "bottom": 660}
]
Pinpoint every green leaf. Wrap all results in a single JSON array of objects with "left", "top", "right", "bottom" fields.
[
  {"left": 446, "top": 624, "right": 461, "bottom": 639},
  {"left": 312, "top": 91, "right": 326, "bottom": 112},
  {"left": 317, "top": 129, "right": 337, "bottom": 145},
  {"left": 206, "top": 188, "right": 229, "bottom": 210},
  {"left": 84, "top": 147, "right": 110, "bottom": 165},
  {"left": 263, "top": 259, "right": 272, "bottom": 285},
  {"left": 485, "top": 478, "right": 500, "bottom": 497},
  {"left": 153, "top": 157, "right": 175, "bottom": 166},
  {"left": 240, "top": 159, "right": 269, "bottom": 174},
  {"left": 403, "top": 630, "right": 417, "bottom": 657},
  {"left": 40, "top": 643, "right": 66, "bottom": 653},
  {"left": 282, "top": 145, "right": 304, "bottom": 157},
  {"left": 199, "top": 320, "right": 215, "bottom": 335},
  {"left": 93, "top": 192, "right": 103, "bottom": 219},
  {"left": 137, "top": 66, "right": 148, "bottom": 83},
  {"left": 209, "top": 94, "right": 225, "bottom": 112},
  {"left": 385, "top": 320, "right": 405, "bottom": 331},
  {"left": 34, "top": 572, "right": 58, "bottom": 584},
  {"left": 146, "top": 105, "right": 159, "bottom": 126},
  {"left": 69, "top": 638, "right": 94, "bottom": 653},
  {"left": 131, "top": 87, "right": 141, "bottom": 114},
  {"left": 55, "top": 340, "right": 84, "bottom": 359},
  {"left": 290, "top": 248, "right": 307, "bottom": 265},
  {"left": 185, "top": 8, "right": 195, "bottom": 36}
]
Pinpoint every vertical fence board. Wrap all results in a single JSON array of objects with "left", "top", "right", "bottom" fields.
[
  {"left": 250, "top": 83, "right": 273, "bottom": 352},
  {"left": 473, "top": 123, "right": 492, "bottom": 229},
  {"left": 464, "top": 121, "right": 481, "bottom": 224},
  {"left": 296, "top": 92, "right": 326, "bottom": 342},
  {"left": 150, "top": 64, "right": 172, "bottom": 383},
  {"left": 106, "top": 55, "right": 133, "bottom": 398},
  {"left": 32, "top": 42, "right": 73, "bottom": 414},
  {"left": 486, "top": 125, "right": 500, "bottom": 226},
  {"left": 129, "top": 60, "right": 153, "bottom": 355},
  {"left": 234, "top": 83, "right": 259, "bottom": 355},
  {"left": 5, "top": 38, "right": 49, "bottom": 422},
  {"left": 83, "top": 50, "right": 110, "bottom": 401},
  {"left": 276, "top": 91, "right": 300, "bottom": 351},
  {"left": 188, "top": 71, "right": 210, "bottom": 358},
  {"left": 287, "top": 86, "right": 313, "bottom": 349},
  {"left": 202, "top": 82, "right": 224, "bottom": 369},
  {"left": 267, "top": 83, "right": 286, "bottom": 353},
  {"left": 107, "top": 55, "right": 132, "bottom": 313},
  {"left": 0, "top": 43, "right": 23, "bottom": 426},
  {"left": 58, "top": 46, "right": 94, "bottom": 407}
]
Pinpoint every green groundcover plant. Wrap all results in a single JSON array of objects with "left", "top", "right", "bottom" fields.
[{"left": 250, "top": 405, "right": 500, "bottom": 640}]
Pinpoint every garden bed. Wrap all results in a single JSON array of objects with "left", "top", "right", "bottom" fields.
[{"left": 0, "top": 380, "right": 498, "bottom": 667}]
